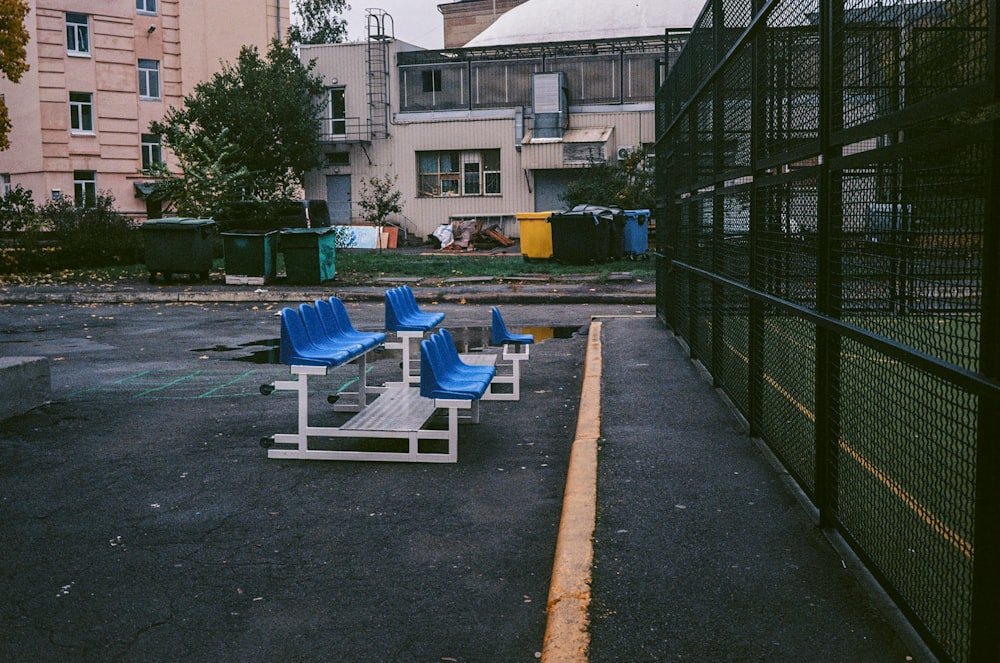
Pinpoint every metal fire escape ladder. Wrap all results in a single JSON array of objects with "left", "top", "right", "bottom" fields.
[{"left": 366, "top": 9, "right": 393, "bottom": 139}]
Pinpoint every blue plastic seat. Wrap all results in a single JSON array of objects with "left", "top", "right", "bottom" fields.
[
  {"left": 385, "top": 286, "right": 445, "bottom": 332},
  {"left": 491, "top": 306, "right": 535, "bottom": 346},
  {"left": 279, "top": 307, "right": 348, "bottom": 367},
  {"left": 436, "top": 329, "right": 496, "bottom": 381},
  {"left": 419, "top": 331, "right": 495, "bottom": 400},
  {"left": 298, "top": 303, "right": 367, "bottom": 357},
  {"left": 316, "top": 298, "right": 385, "bottom": 351}
]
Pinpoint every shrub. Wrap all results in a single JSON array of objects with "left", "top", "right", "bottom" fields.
[
  {"left": 39, "top": 192, "right": 143, "bottom": 269},
  {"left": 0, "top": 185, "right": 48, "bottom": 273}
]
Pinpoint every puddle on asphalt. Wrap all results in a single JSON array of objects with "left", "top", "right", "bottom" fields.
[{"left": 191, "top": 326, "right": 581, "bottom": 364}]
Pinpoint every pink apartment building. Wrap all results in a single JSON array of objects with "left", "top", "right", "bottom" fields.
[{"left": 0, "top": 0, "right": 289, "bottom": 218}]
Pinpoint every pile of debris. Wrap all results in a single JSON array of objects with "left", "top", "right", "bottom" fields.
[{"left": 431, "top": 219, "right": 515, "bottom": 252}]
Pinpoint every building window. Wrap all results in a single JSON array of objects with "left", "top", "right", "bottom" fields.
[
  {"left": 422, "top": 70, "right": 442, "bottom": 93},
  {"left": 1, "top": 174, "right": 11, "bottom": 195},
  {"left": 74, "top": 171, "right": 97, "bottom": 207},
  {"left": 138, "top": 59, "right": 160, "bottom": 100},
  {"left": 136, "top": 0, "right": 157, "bottom": 15},
  {"left": 66, "top": 12, "right": 90, "bottom": 56},
  {"left": 417, "top": 149, "right": 500, "bottom": 198},
  {"left": 141, "top": 133, "right": 163, "bottom": 171},
  {"left": 330, "top": 88, "right": 346, "bottom": 135},
  {"left": 69, "top": 92, "right": 94, "bottom": 133},
  {"left": 483, "top": 150, "right": 501, "bottom": 194}
]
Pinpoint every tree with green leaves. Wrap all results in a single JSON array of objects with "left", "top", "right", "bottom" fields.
[
  {"left": 149, "top": 40, "right": 326, "bottom": 215},
  {"left": 561, "top": 148, "right": 655, "bottom": 211},
  {"left": 289, "top": 0, "right": 349, "bottom": 45},
  {"left": 357, "top": 173, "right": 402, "bottom": 252},
  {"left": 0, "top": 0, "right": 31, "bottom": 150}
]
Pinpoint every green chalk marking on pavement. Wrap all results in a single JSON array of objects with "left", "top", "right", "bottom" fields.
[
  {"left": 67, "top": 370, "right": 152, "bottom": 397},
  {"left": 197, "top": 369, "right": 259, "bottom": 398},
  {"left": 134, "top": 370, "right": 203, "bottom": 398}
]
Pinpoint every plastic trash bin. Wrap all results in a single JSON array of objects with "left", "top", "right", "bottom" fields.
[
  {"left": 222, "top": 229, "right": 279, "bottom": 285},
  {"left": 607, "top": 211, "right": 626, "bottom": 261},
  {"left": 141, "top": 217, "right": 216, "bottom": 284},
  {"left": 517, "top": 211, "right": 556, "bottom": 260},
  {"left": 624, "top": 209, "right": 650, "bottom": 259},
  {"left": 280, "top": 227, "right": 337, "bottom": 285},
  {"left": 548, "top": 210, "right": 610, "bottom": 264},
  {"left": 566, "top": 204, "right": 625, "bottom": 261}
]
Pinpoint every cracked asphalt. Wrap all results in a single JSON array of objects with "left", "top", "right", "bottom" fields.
[
  {"left": 1, "top": 286, "right": 930, "bottom": 661},
  {"left": 0, "top": 299, "right": 632, "bottom": 661}
]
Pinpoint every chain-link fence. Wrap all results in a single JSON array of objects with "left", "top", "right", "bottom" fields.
[{"left": 655, "top": 0, "right": 998, "bottom": 660}]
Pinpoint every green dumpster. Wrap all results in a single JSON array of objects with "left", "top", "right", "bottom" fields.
[
  {"left": 141, "top": 217, "right": 216, "bottom": 284},
  {"left": 280, "top": 227, "right": 337, "bottom": 285},
  {"left": 222, "top": 230, "right": 279, "bottom": 285}
]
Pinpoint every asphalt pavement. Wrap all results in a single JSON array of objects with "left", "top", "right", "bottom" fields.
[{"left": 0, "top": 278, "right": 932, "bottom": 661}]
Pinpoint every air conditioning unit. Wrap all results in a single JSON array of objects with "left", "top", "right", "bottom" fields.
[
  {"left": 617, "top": 146, "right": 635, "bottom": 160},
  {"left": 532, "top": 72, "right": 568, "bottom": 140}
]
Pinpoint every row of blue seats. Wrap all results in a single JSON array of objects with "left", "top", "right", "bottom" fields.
[
  {"left": 420, "top": 329, "right": 496, "bottom": 401},
  {"left": 279, "top": 298, "right": 386, "bottom": 367},
  {"left": 387, "top": 284, "right": 534, "bottom": 347},
  {"left": 280, "top": 287, "right": 533, "bottom": 371},
  {"left": 385, "top": 285, "right": 445, "bottom": 332}
]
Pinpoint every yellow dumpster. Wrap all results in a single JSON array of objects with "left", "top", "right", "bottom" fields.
[{"left": 517, "top": 211, "right": 557, "bottom": 261}]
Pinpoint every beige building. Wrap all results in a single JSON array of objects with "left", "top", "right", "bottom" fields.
[
  {"left": 0, "top": 0, "right": 288, "bottom": 217},
  {"left": 301, "top": 0, "right": 702, "bottom": 241}
]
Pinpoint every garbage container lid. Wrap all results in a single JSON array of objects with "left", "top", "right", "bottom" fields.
[
  {"left": 220, "top": 229, "right": 280, "bottom": 237},
  {"left": 142, "top": 217, "right": 216, "bottom": 230},
  {"left": 279, "top": 226, "right": 336, "bottom": 236}
]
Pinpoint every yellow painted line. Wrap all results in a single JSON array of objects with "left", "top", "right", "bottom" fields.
[
  {"left": 541, "top": 320, "right": 602, "bottom": 662},
  {"left": 720, "top": 336, "right": 973, "bottom": 559}
]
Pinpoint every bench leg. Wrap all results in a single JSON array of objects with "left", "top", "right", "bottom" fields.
[
  {"left": 387, "top": 331, "right": 424, "bottom": 385},
  {"left": 331, "top": 354, "right": 382, "bottom": 412},
  {"left": 270, "top": 364, "right": 328, "bottom": 452},
  {"left": 484, "top": 353, "right": 527, "bottom": 401},
  {"left": 434, "top": 399, "right": 469, "bottom": 463}
]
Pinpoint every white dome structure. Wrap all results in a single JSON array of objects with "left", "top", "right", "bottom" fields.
[{"left": 464, "top": 0, "right": 705, "bottom": 47}]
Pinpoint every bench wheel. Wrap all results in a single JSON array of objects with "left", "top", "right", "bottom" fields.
[
  {"left": 260, "top": 384, "right": 275, "bottom": 395},
  {"left": 327, "top": 394, "right": 340, "bottom": 404},
  {"left": 259, "top": 437, "right": 274, "bottom": 449}
]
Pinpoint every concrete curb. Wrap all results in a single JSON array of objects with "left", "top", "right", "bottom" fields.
[
  {"left": 541, "top": 320, "right": 602, "bottom": 661},
  {"left": 0, "top": 285, "right": 656, "bottom": 306}
]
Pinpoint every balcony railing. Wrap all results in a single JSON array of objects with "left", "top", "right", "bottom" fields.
[{"left": 318, "top": 116, "right": 372, "bottom": 143}]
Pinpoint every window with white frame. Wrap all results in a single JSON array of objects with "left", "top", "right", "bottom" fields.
[
  {"left": 74, "top": 171, "right": 96, "bottom": 207},
  {"left": 417, "top": 149, "right": 501, "bottom": 198},
  {"left": 69, "top": 92, "right": 94, "bottom": 133},
  {"left": 136, "top": 0, "right": 157, "bottom": 15},
  {"left": 138, "top": 59, "right": 160, "bottom": 100},
  {"left": 329, "top": 88, "right": 346, "bottom": 135},
  {"left": 1, "top": 174, "right": 12, "bottom": 196},
  {"left": 141, "top": 133, "right": 162, "bottom": 171},
  {"left": 66, "top": 12, "right": 90, "bottom": 56}
]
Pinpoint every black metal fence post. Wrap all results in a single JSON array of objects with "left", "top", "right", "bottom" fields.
[
  {"left": 971, "top": 121, "right": 1000, "bottom": 661},
  {"left": 814, "top": 0, "right": 844, "bottom": 529}
]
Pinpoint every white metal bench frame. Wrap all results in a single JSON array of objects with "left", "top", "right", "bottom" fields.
[
  {"left": 266, "top": 378, "right": 476, "bottom": 463},
  {"left": 384, "top": 330, "right": 425, "bottom": 385},
  {"left": 385, "top": 332, "right": 530, "bottom": 401}
]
